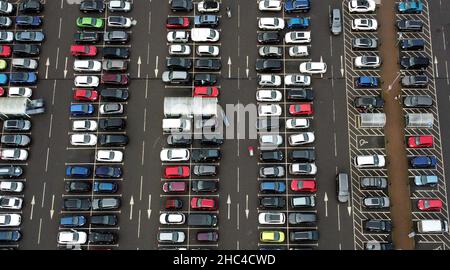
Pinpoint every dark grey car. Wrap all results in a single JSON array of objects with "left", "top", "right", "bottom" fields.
[
  {"left": 401, "top": 75, "right": 428, "bottom": 87},
  {"left": 0, "top": 166, "right": 23, "bottom": 178},
  {"left": 289, "top": 230, "right": 319, "bottom": 242},
  {"left": 1, "top": 135, "right": 31, "bottom": 147},
  {"left": 193, "top": 165, "right": 217, "bottom": 176},
  {"left": 102, "top": 60, "right": 128, "bottom": 71},
  {"left": 104, "top": 31, "right": 129, "bottom": 44},
  {"left": 92, "top": 197, "right": 120, "bottom": 210},
  {"left": 361, "top": 177, "right": 388, "bottom": 189},
  {"left": 352, "top": 38, "right": 378, "bottom": 50},
  {"left": 288, "top": 212, "right": 317, "bottom": 225},
  {"left": 403, "top": 95, "right": 433, "bottom": 108}
]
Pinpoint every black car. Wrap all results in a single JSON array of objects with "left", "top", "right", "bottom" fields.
[
  {"left": 400, "top": 56, "right": 429, "bottom": 69},
  {"left": 191, "top": 180, "right": 219, "bottom": 193},
  {"left": 103, "top": 47, "right": 129, "bottom": 59},
  {"left": 289, "top": 149, "right": 315, "bottom": 162},
  {"left": 89, "top": 231, "right": 117, "bottom": 244},
  {"left": 354, "top": 96, "right": 384, "bottom": 111},
  {"left": 255, "top": 59, "right": 282, "bottom": 72},
  {"left": 65, "top": 181, "right": 92, "bottom": 193},
  {"left": 256, "top": 119, "right": 280, "bottom": 131},
  {"left": 396, "top": 19, "right": 423, "bottom": 32},
  {"left": 98, "top": 134, "right": 129, "bottom": 147},
  {"left": 193, "top": 165, "right": 217, "bottom": 176},
  {"left": 0, "top": 165, "right": 23, "bottom": 178},
  {"left": 400, "top": 39, "right": 425, "bottom": 51},
  {"left": 191, "top": 149, "right": 221, "bottom": 162},
  {"left": 99, "top": 118, "right": 126, "bottom": 131},
  {"left": 200, "top": 134, "right": 223, "bottom": 146},
  {"left": 289, "top": 231, "right": 319, "bottom": 242},
  {"left": 259, "top": 196, "right": 286, "bottom": 209},
  {"left": 401, "top": 75, "right": 428, "bottom": 87},
  {"left": 403, "top": 95, "right": 433, "bottom": 108},
  {"left": 194, "top": 59, "right": 221, "bottom": 70},
  {"left": 260, "top": 150, "right": 284, "bottom": 162},
  {"left": 19, "top": 0, "right": 43, "bottom": 14},
  {"left": 194, "top": 73, "right": 217, "bottom": 86},
  {"left": 74, "top": 32, "right": 100, "bottom": 44},
  {"left": 360, "top": 177, "right": 388, "bottom": 189},
  {"left": 167, "top": 57, "right": 192, "bottom": 70},
  {"left": 288, "top": 212, "right": 317, "bottom": 225},
  {"left": 287, "top": 88, "right": 314, "bottom": 101},
  {"left": 104, "top": 31, "right": 129, "bottom": 44},
  {"left": 167, "top": 135, "right": 192, "bottom": 146},
  {"left": 100, "top": 88, "right": 129, "bottom": 101},
  {"left": 90, "top": 215, "right": 118, "bottom": 226},
  {"left": 194, "top": 15, "right": 219, "bottom": 28},
  {"left": 12, "top": 44, "right": 40, "bottom": 56},
  {"left": 170, "top": 0, "right": 193, "bottom": 12},
  {"left": 1, "top": 134, "right": 31, "bottom": 147},
  {"left": 257, "top": 31, "right": 281, "bottom": 44},
  {"left": 95, "top": 166, "right": 122, "bottom": 178},
  {"left": 80, "top": 0, "right": 105, "bottom": 13},
  {"left": 63, "top": 198, "right": 91, "bottom": 211},
  {"left": 352, "top": 38, "right": 378, "bottom": 50},
  {"left": 363, "top": 219, "right": 392, "bottom": 233}
]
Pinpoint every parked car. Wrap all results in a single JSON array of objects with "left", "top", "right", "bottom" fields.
[
  {"left": 401, "top": 75, "right": 428, "bottom": 87},
  {"left": 363, "top": 196, "right": 390, "bottom": 209},
  {"left": 260, "top": 181, "right": 286, "bottom": 194},
  {"left": 191, "top": 180, "right": 218, "bottom": 192},
  {"left": 259, "top": 197, "right": 285, "bottom": 209},
  {"left": 408, "top": 135, "right": 433, "bottom": 148},
  {"left": 289, "top": 230, "right": 319, "bottom": 242},
  {"left": 410, "top": 156, "right": 437, "bottom": 168},
  {"left": 258, "top": 212, "right": 286, "bottom": 225},
  {"left": 288, "top": 212, "right": 317, "bottom": 225},
  {"left": 291, "top": 195, "right": 315, "bottom": 208},
  {"left": 354, "top": 155, "right": 385, "bottom": 168},
  {"left": 348, "top": 0, "right": 376, "bottom": 13},
  {"left": 162, "top": 181, "right": 187, "bottom": 193},
  {"left": 361, "top": 177, "right": 388, "bottom": 189},
  {"left": 397, "top": 19, "right": 422, "bottom": 32},
  {"left": 417, "top": 199, "right": 442, "bottom": 211},
  {"left": 400, "top": 56, "right": 429, "bottom": 69},
  {"left": 351, "top": 18, "right": 378, "bottom": 31},
  {"left": 352, "top": 38, "right": 378, "bottom": 50},
  {"left": 364, "top": 219, "right": 392, "bottom": 232},
  {"left": 191, "top": 149, "right": 221, "bottom": 162},
  {"left": 414, "top": 175, "right": 438, "bottom": 187},
  {"left": 92, "top": 197, "right": 121, "bottom": 210},
  {"left": 259, "top": 166, "right": 285, "bottom": 178}
]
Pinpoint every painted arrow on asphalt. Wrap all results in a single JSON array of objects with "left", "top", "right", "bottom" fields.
[
  {"left": 50, "top": 194, "right": 55, "bottom": 219},
  {"left": 324, "top": 192, "right": 328, "bottom": 217},
  {"left": 45, "top": 58, "right": 50, "bottom": 79},
  {"left": 246, "top": 56, "right": 249, "bottom": 77},
  {"left": 64, "top": 57, "right": 68, "bottom": 78},
  {"left": 347, "top": 198, "right": 352, "bottom": 216},
  {"left": 228, "top": 57, "right": 232, "bottom": 78},
  {"left": 154, "top": 56, "right": 159, "bottom": 77},
  {"left": 129, "top": 196, "right": 134, "bottom": 220},
  {"left": 147, "top": 194, "right": 152, "bottom": 219},
  {"left": 435, "top": 56, "right": 439, "bottom": 77},
  {"left": 137, "top": 56, "right": 142, "bottom": 78},
  {"left": 340, "top": 55, "right": 344, "bottom": 77},
  {"left": 245, "top": 194, "right": 249, "bottom": 219},
  {"left": 227, "top": 194, "right": 231, "bottom": 220},
  {"left": 30, "top": 196, "right": 35, "bottom": 220}
]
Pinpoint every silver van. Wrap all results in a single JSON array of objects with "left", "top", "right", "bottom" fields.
[
  {"left": 330, "top": 9, "right": 342, "bottom": 35},
  {"left": 336, "top": 173, "right": 349, "bottom": 203}
]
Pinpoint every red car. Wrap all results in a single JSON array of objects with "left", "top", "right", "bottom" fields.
[
  {"left": 408, "top": 135, "right": 433, "bottom": 148},
  {"left": 417, "top": 199, "right": 443, "bottom": 211},
  {"left": 70, "top": 45, "right": 97, "bottom": 57},
  {"left": 0, "top": 45, "right": 11, "bottom": 57},
  {"left": 162, "top": 181, "right": 187, "bottom": 193},
  {"left": 0, "top": 87, "right": 4, "bottom": 97},
  {"left": 73, "top": 89, "right": 98, "bottom": 101},
  {"left": 166, "top": 17, "right": 190, "bottom": 29},
  {"left": 165, "top": 198, "right": 183, "bottom": 210},
  {"left": 164, "top": 166, "right": 190, "bottom": 179},
  {"left": 193, "top": 86, "right": 219, "bottom": 97},
  {"left": 101, "top": 74, "right": 129, "bottom": 85},
  {"left": 290, "top": 179, "right": 317, "bottom": 192},
  {"left": 190, "top": 197, "right": 218, "bottom": 210},
  {"left": 289, "top": 103, "right": 313, "bottom": 116}
]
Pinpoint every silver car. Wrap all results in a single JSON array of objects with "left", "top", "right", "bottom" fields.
[{"left": 329, "top": 9, "right": 342, "bottom": 35}]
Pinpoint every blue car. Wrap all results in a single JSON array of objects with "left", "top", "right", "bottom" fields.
[
  {"left": 260, "top": 181, "right": 286, "bottom": 194},
  {"left": 410, "top": 156, "right": 437, "bottom": 169},
  {"left": 60, "top": 215, "right": 87, "bottom": 227},
  {"left": 0, "top": 74, "right": 8, "bottom": 85},
  {"left": 95, "top": 166, "right": 122, "bottom": 178},
  {"left": 65, "top": 165, "right": 91, "bottom": 178},
  {"left": 397, "top": 0, "right": 423, "bottom": 14},
  {"left": 287, "top": 17, "right": 310, "bottom": 29},
  {"left": 285, "top": 0, "right": 311, "bottom": 13},
  {"left": 93, "top": 181, "right": 118, "bottom": 193},
  {"left": 70, "top": 104, "right": 94, "bottom": 116},
  {"left": 15, "top": 16, "right": 42, "bottom": 27},
  {"left": 9, "top": 72, "right": 37, "bottom": 85},
  {"left": 355, "top": 76, "right": 379, "bottom": 88}
]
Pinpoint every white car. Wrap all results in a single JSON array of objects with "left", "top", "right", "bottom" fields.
[
  {"left": 0, "top": 31, "right": 13, "bottom": 42},
  {"left": 169, "top": 44, "right": 191, "bottom": 56},
  {"left": 11, "top": 58, "right": 38, "bottom": 70},
  {"left": 57, "top": 231, "right": 87, "bottom": 245},
  {"left": 160, "top": 149, "right": 190, "bottom": 162},
  {"left": 258, "top": 212, "right": 286, "bottom": 225},
  {"left": 70, "top": 134, "right": 97, "bottom": 146},
  {"left": 288, "top": 132, "right": 315, "bottom": 146},
  {"left": 285, "top": 31, "right": 311, "bottom": 44},
  {"left": 197, "top": 0, "right": 220, "bottom": 13},
  {"left": 159, "top": 213, "right": 186, "bottom": 225},
  {"left": 258, "top": 74, "right": 282, "bottom": 87},
  {"left": 73, "top": 60, "right": 102, "bottom": 72},
  {"left": 0, "top": 181, "right": 24, "bottom": 193},
  {"left": 0, "top": 214, "right": 22, "bottom": 227},
  {"left": 191, "top": 28, "right": 219, "bottom": 42},
  {"left": 7, "top": 87, "right": 32, "bottom": 98},
  {"left": 197, "top": 45, "right": 219, "bottom": 56},
  {"left": 290, "top": 163, "right": 317, "bottom": 175},
  {"left": 72, "top": 120, "right": 97, "bottom": 131},
  {"left": 354, "top": 155, "right": 385, "bottom": 168},
  {"left": 286, "top": 118, "right": 310, "bottom": 129},
  {"left": 351, "top": 18, "right": 378, "bottom": 31},
  {"left": 0, "top": 196, "right": 23, "bottom": 210},
  {"left": 74, "top": 76, "right": 99, "bottom": 87},
  {"left": 285, "top": 74, "right": 311, "bottom": 86},
  {"left": 0, "top": 149, "right": 28, "bottom": 161},
  {"left": 348, "top": 0, "right": 376, "bottom": 13},
  {"left": 258, "top": 0, "right": 282, "bottom": 11},
  {"left": 256, "top": 90, "right": 282, "bottom": 102},
  {"left": 259, "top": 135, "right": 283, "bottom": 147},
  {"left": 289, "top": 45, "right": 309, "bottom": 57},
  {"left": 167, "top": 31, "right": 189, "bottom": 43},
  {"left": 258, "top": 104, "right": 282, "bottom": 117},
  {"left": 258, "top": 18, "right": 285, "bottom": 30},
  {"left": 354, "top": 55, "right": 381, "bottom": 68},
  {"left": 96, "top": 150, "right": 123, "bottom": 163},
  {"left": 299, "top": 62, "right": 327, "bottom": 74},
  {"left": 107, "top": 16, "right": 132, "bottom": 28},
  {"left": 108, "top": 0, "right": 131, "bottom": 12}
]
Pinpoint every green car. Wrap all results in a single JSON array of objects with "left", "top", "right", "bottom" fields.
[
  {"left": 0, "top": 60, "right": 7, "bottom": 71},
  {"left": 76, "top": 17, "right": 104, "bottom": 29}
]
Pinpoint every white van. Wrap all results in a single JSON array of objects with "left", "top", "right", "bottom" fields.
[
  {"left": 162, "top": 118, "right": 191, "bottom": 133},
  {"left": 417, "top": 219, "right": 448, "bottom": 234}
]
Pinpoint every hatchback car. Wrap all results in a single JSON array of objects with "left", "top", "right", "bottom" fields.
[
  {"left": 351, "top": 18, "right": 378, "bottom": 31},
  {"left": 408, "top": 135, "right": 433, "bottom": 148},
  {"left": 96, "top": 150, "right": 123, "bottom": 162},
  {"left": 410, "top": 156, "right": 437, "bottom": 168},
  {"left": 15, "top": 31, "right": 44, "bottom": 42},
  {"left": 354, "top": 56, "right": 381, "bottom": 68},
  {"left": 354, "top": 155, "right": 385, "bottom": 168},
  {"left": 166, "top": 17, "right": 190, "bottom": 29},
  {"left": 107, "top": 16, "right": 132, "bottom": 28},
  {"left": 99, "top": 103, "right": 124, "bottom": 115},
  {"left": 360, "top": 177, "right": 388, "bottom": 189},
  {"left": 403, "top": 95, "right": 432, "bottom": 108},
  {"left": 285, "top": 31, "right": 311, "bottom": 44},
  {"left": 164, "top": 166, "right": 189, "bottom": 179},
  {"left": 291, "top": 195, "right": 315, "bottom": 208},
  {"left": 70, "top": 104, "right": 95, "bottom": 116},
  {"left": 285, "top": 74, "right": 311, "bottom": 86},
  {"left": 364, "top": 219, "right": 392, "bottom": 232},
  {"left": 352, "top": 38, "right": 378, "bottom": 50},
  {"left": 291, "top": 179, "right": 317, "bottom": 192},
  {"left": 92, "top": 197, "right": 120, "bottom": 210},
  {"left": 257, "top": 31, "right": 281, "bottom": 44},
  {"left": 417, "top": 199, "right": 442, "bottom": 211},
  {"left": 258, "top": 17, "right": 285, "bottom": 30},
  {"left": 258, "top": 212, "right": 286, "bottom": 225},
  {"left": 348, "top": 0, "right": 376, "bottom": 13},
  {"left": 363, "top": 196, "right": 390, "bottom": 209},
  {"left": 288, "top": 132, "right": 315, "bottom": 146},
  {"left": 259, "top": 166, "right": 285, "bottom": 178}
]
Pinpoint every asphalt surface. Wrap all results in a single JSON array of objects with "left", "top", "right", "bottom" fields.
[{"left": 2, "top": 0, "right": 449, "bottom": 250}]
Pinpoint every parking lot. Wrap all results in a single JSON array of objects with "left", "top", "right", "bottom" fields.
[{"left": 1, "top": 0, "right": 450, "bottom": 250}]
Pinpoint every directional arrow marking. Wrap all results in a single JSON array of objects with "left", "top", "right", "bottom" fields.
[
  {"left": 64, "top": 57, "right": 68, "bottom": 78},
  {"left": 137, "top": 56, "right": 142, "bottom": 78},
  {"left": 45, "top": 58, "right": 50, "bottom": 79},
  {"left": 147, "top": 194, "right": 152, "bottom": 219},
  {"left": 246, "top": 56, "right": 249, "bottom": 77},
  {"left": 324, "top": 192, "right": 328, "bottom": 217},
  {"left": 227, "top": 194, "right": 231, "bottom": 220},
  {"left": 30, "top": 196, "right": 35, "bottom": 220},
  {"left": 154, "top": 56, "right": 159, "bottom": 77},
  {"left": 245, "top": 194, "right": 249, "bottom": 219},
  {"left": 129, "top": 196, "right": 134, "bottom": 220},
  {"left": 50, "top": 194, "right": 55, "bottom": 219},
  {"left": 228, "top": 57, "right": 232, "bottom": 78}
]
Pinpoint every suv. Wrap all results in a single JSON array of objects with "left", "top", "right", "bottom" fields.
[
  {"left": 99, "top": 118, "right": 126, "bottom": 131},
  {"left": 400, "top": 39, "right": 425, "bottom": 50},
  {"left": 401, "top": 75, "right": 428, "bottom": 87},
  {"left": 191, "top": 149, "right": 221, "bottom": 162},
  {"left": 363, "top": 196, "right": 390, "bottom": 209},
  {"left": 364, "top": 219, "right": 392, "bottom": 233},
  {"left": 287, "top": 88, "right": 314, "bottom": 101},
  {"left": 260, "top": 150, "right": 284, "bottom": 162},
  {"left": 290, "top": 149, "right": 315, "bottom": 162},
  {"left": 289, "top": 230, "right": 319, "bottom": 241},
  {"left": 361, "top": 177, "right": 388, "bottom": 189},
  {"left": 187, "top": 214, "right": 218, "bottom": 227},
  {"left": 396, "top": 19, "right": 423, "bottom": 32},
  {"left": 288, "top": 212, "right": 317, "bottom": 225},
  {"left": 400, "top": 56, "right": 429, "bottom": 69},
  {"left": 193, "top": 165, "right": 217, "bottom": 176}
]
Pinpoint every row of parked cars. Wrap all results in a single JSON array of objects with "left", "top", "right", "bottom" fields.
[
  {"left": 57, "top": 0, "right": 133, "bottom": 248},
  {"left": 0, "top": 0, "right": 44, "bottom": 246}
]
